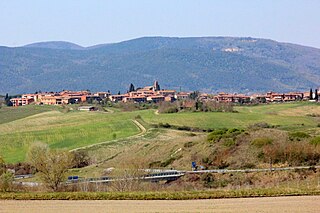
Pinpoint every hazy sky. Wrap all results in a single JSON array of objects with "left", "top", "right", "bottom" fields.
[{"left": 1, "top": 0, "right": 320, "bottom": 48}]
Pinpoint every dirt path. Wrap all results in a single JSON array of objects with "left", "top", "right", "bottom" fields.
[
  {"left": 70, "top": 119, "right": 147, "bottom": 152},
  {"left": 1, "top": 196, "right": 319, "bottom": 213},
  {"left": 131, "top": 119, "right": 147, "bottom": 135}
]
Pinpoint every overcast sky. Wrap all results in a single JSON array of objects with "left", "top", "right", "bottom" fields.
[{"left": 1, "top": 0, "right": 320, "bottom": 48}]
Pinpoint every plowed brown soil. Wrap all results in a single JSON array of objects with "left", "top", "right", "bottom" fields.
[{"left": 0, "top": 196, "right": 319, "bottom": 213}]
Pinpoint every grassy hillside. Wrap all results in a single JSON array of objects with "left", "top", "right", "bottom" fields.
[
  {"left": 0, "top": 109, "right": 141, "bottom": 163},
  {"left": 0, "top": 105, "right": 57, "bottom": 124},
  {"left": 0, "top": 102, "right": 319, "bottom": 164},
  {"left": 143, "top": 102, "right": 320, "bottom": 131}
]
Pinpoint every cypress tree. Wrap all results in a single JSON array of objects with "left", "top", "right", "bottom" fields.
[
  {"left": 315, "top": 89, "right": 319, "bottom": 101},
  {"left": 309, "top": 88, "right": 313, "bottom": 100},
  {"left": 129, "top": 83, "right": 135, "bottom": 92}
]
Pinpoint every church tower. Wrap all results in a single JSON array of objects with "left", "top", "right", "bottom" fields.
[{"left": 153, "top": 81, "right": 160, "bottom": 91}]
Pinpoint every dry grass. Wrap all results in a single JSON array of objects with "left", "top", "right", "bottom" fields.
[{"left": 278, "top": 105, "right": 320, "bottom": 117}]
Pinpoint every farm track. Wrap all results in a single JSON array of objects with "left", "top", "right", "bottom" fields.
[{"left": 69, "top": 119, "right": 147, "bottom": 152}]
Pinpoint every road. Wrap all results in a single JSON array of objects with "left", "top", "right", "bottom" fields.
[{"left": 1, "top": 196, "right": 319, "bottom": 213}]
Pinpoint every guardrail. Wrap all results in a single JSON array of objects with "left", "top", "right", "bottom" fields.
[{"left": 184, "top": 165, "right": 320, "bottom": 174}]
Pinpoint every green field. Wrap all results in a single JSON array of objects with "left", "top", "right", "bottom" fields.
[
  {"left": 0, "top": 102, "right": 319, "bottom": 163},
  {"left": 0, "top": 105, "right": 58, "bottom": 124},
  {"left": 143, "top": 102, "right": 320, "bottom": 131},
  {"left": 0, "top": 108, "right": 141, "bottom": 163}
]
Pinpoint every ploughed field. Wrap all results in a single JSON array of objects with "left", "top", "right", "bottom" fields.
[
  {"left": 1, "top": 196, "right": 319, "bottom": 213},
  {"left": 0, "top": 102, "right": 319, "bottom": 163}
]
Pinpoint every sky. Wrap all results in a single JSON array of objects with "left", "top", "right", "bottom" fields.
[{"left": 1, "top": 0, "right": 320, "bottom": 48}]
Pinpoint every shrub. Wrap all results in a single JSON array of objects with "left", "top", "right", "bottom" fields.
[
  {"left": 177, "top": 126, "right": 191, "bottom": 131},
  {"left": 310, "top": 136, "right": 320, "bottom": 146},
  {"left": 0, "top": 157, "right": 5, "bottom": 175},
  {"left": 135, "top": 115, "right": 142, "bottom": 119},
  {"left": 289, "top": 132, "right": 310, "bottom": 141},
  {"left": 6, "top": 162, "right": 34, "bottom": 175},
  {"left": 223, "top": 138, "right": 236, "bottom": 147},
  {"left": 248, "top": 122, "right": 271, "bottom": 129},
  {"left": 158, "top": 123, "right": 171, "bottom": 128},
  {"left": 201, "top": 173, "right": 215, "bottom": 188},
  {"left": 306, "top": 113, "right": 320, "bottom": 117},
  {"left": 184, "top": 141, "right": 195, "bottom": 148},
  {"left": 251, "top": 137, "right": 273, "bottom": 148},
  {"left": 262, "top": 141, "right": 320, "bottom": 166},
  {"left": 158, "top": 102, "right": 179, "bottom": 113},
  {"left": 241, "top": 163, "right": 256, "bottom": 169},
  {"left": 207, "top": 128, "right": 243, "bottom": 143},
  {"left": 72, "top": 150, "right": 91, "bottom": 168},
  {"left": 0, "top": 171, "right": 14, "bottom": 192}
]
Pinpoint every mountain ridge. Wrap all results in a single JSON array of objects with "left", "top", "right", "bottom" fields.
[
  {"left": 1, "top": 36, "right": 319, "bottom": 94},
  {"left": 24, "top": 41, "right": 85, "bottom": 50}
]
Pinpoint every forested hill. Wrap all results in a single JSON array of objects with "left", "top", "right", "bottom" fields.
[{"left": 1, "top": 36, "right": 320, "bottom": 94}]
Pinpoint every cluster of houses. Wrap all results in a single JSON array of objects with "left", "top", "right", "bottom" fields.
[
  {"left": 10, "top": 90, "right": 109, "bottom": 107},
  {"left": 9, "top": 81, "right": 320, "bottom": 107},
  {"left": 214, "top": 91, "right": 318, "bottom": 103}
]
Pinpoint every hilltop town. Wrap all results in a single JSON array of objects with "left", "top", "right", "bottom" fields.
[
  {"left": 5, "top": 81, "right": 320, "bottom": 106},
  {"left": 6, "top": 81, "right": 320, "bottom": 107}
]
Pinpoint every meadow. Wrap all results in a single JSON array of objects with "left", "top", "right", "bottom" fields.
[
  {"left": 0, "top": 102, "right": 319, "bottom": 163},
  {"left": 142, "top": 102, "right": 320, "bottom": 131},
  {"left": 0, "top": 105, "right": 57, "bottom": 124},
  {"left": 0, "top": 108, "right": 141, "bottom": 163}
]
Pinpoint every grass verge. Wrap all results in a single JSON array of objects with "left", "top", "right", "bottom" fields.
[{"left": 1, "top": 188, "right": 319, "bottom": 200}]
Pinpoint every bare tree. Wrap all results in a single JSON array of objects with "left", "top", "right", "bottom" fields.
[
  {"left": 27, "top": 143, "right": 74, "bottom": 191},
  {"left": 109, "top": 156, "right": 149, "bottom": 192}
]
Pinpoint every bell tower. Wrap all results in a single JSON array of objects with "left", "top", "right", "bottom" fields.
[{"left": 153, "top": 81, "right": 160, "bottom": 91}]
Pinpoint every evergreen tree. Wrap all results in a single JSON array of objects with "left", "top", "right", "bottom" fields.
[
  {"left": 129, "top": 83, "right": 135, "bottom": 92},
  {"left": 4, "top": 93, "right": 12, "bottom": 106},
  {"left": 189, "top": 91, "right": 199, "bottom": 100},
  {"left": 309, "top": 88, "right": 313, "bottom": 100},
  {"left": 315, "top": 89, "right": 319, "bottom": 101},
  {"left": 118, "top": 91, "right": 121, "bottom": 95}
]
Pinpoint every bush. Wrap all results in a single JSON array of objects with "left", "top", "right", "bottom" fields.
[
  {"left": 262, "top": 141, "right": 320, "bottom": 166},
  {"left": 201, "top": 173, "right": 215, "bottom": 188},
  {"left": 207, "top": 128, "right": 243, "bottom": 143},
  {"left": 0, "top": 157, "right": 5, "bottom": 175},
  {"left": 72, "top": 150, "right": 91, "bottom": 168},
  {"left": 289, "top": 132, "right": 310, "bottom": 141},
  {"left": 177, "top": 126, "right": 191, "bottom": 131},
  {"left": 158, "top": 123, "right": 171, "bottom": 128},
  {"left": 158, "top": 102, "right": 178, "bottom": 113},
  {"left": 310, "top": 136, "right": 320, "bottom": 146},
  {"left": 251, "top": 137, "right": 273, "bottom": 148},
  {"left": 6, "top": 162, "right": 34, "bottom": 175},
  {"left": 0, "top": 171, "right": 14, "bottom": 192},
  {"left": 184, "top": 141, "right": 195, "bottom": 148},
  {"left": 248, "top": 122, "right": 271, "bottom": 129},
  {"left": 135, "top": 115, "right": 142, "bottom": 119},
  {"left": 223, "top": 138, "right": 236, "bottom": 147}
]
